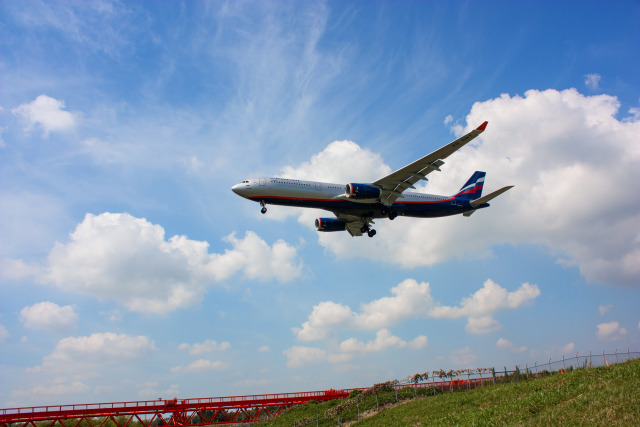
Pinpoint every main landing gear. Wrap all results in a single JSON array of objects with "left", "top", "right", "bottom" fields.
[
  {"left": 260, "top": 200, "right": 267, "bottom": 214},
  {"left": 360, "top": 224, "right": 377, "bottom": 238}
]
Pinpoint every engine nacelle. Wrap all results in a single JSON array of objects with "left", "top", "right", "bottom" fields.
[
  {"left": 345, "top": 183, "right": 381, "bottom": 200},
  {"left": 315, "top": 218, "right": 346, "bottom": 232}
]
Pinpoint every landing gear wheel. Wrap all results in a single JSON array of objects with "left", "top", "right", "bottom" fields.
[
  {"left": 388, "top": 211, "right": 398, "bottom": 220},
  {"left": 260, "top": 200, "right": 267, "bottom": 214},
  {"left": 261, "top": 207, "right": 267, "bottom": 214},
  {"left": 361, "top": 225, "right": 369, "bottom": 233},
  {"left": 367, "top": 229, "right": 377, "bottom": 238}
]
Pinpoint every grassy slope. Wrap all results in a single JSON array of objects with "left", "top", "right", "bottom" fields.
[
  {"left": 355, "top": 359, "right": 640, "bottom": 426},
  {"left": 258, "top": 358, "right": 639, "bottom": 426}
]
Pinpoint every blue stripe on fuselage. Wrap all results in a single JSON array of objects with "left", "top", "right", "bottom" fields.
[{"left": 248, "top": 195, "right": 475, "bottom": 218}]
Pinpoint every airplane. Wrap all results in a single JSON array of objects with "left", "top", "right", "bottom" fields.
[{"left": 231, "top": 121, "right": 513, "bottom": 237}]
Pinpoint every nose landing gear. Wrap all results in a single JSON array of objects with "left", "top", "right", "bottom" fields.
[{"left": 260, "top": 200, "right": 267, "bottom": 214}]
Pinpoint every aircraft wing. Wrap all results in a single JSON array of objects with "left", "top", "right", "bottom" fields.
[{"left": 373, "top": 121, "right": 488, "bottom": 206}]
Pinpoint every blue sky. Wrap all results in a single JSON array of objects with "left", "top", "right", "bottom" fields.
[{"left": 1, "top": 0, "right": 639, "bottom": 407}]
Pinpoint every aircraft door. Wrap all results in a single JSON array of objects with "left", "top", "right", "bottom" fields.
[{"left": 260, "top": 178, "right": 266, "bottom": 186}]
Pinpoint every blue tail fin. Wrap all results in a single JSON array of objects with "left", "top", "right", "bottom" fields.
[{"left": 455, "top": 171, "right": 485, "bottom": 200}]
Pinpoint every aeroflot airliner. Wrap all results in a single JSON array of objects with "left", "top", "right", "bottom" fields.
[{"left": 231, "top": 121, "right": 513, "bottom": 237}]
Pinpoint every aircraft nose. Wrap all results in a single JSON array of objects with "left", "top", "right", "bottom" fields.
[{"left": 231, "top": 182, "right": 249, "bottom": 196}]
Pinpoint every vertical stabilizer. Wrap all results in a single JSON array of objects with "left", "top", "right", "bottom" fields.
[{"left": 455, "top": 171, "right": 485, "bottom": 200}]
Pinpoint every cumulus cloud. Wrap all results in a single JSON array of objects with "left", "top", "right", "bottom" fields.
[
  {"left": 0, "top": 324, "right": 9, "bottom": 343},
  {"left": 23, "top": 332, "right": 156, "bottom": 395},
  {"left": 339, "top": 329, "right": 427, "bottom": 353},
  {"left": 283, "top": 346, "right": 327, "bottom": 368},
  {"left": 560, "top": 342, "right": 575, "bottom": 355},
  {"left": 178, "top": 339, "right": 231, "bottom": 355},
  {"left": 32, "top": 212, "right": 302, "bottom": 313},
  {"left": 20, "top": 301, "right": 78, "bottom": 333},
  {"left": 466, "top": 316, "right": 501, "bottom": 334},
  {"left": 294, "top": 278, "right": 538, "bottom": 341},
  {"left": 294, "top": 279, "right": 434, "bottom": 341},
  {"left": 170, "top": 359, "right": 229, "bottom": 373},
  {"left": 596, "top": 321, "right": 627, "bottom": 341},
  {"left": 279, "top": 89, "right": 639, "bottom": 287},
  {"left": 450, "top": 347, "right": 477, "bottom": 366},
  {"left": 12, "top": 95, "right": 77, "bottom": 137},
  {"left": 496, "top": 337, "right": 527, "bottom": 353}
]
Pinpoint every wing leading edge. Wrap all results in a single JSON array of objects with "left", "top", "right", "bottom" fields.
[{"left": 373, "top": 121, "right": 488, "bottom": 206}]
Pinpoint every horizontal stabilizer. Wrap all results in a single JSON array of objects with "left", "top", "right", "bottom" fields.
[{"left": 469, "top": 185, "right": 514, "bottom": 208}]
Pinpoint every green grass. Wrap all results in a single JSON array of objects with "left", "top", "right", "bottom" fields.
[{"left": 257, "top": 358, "right": 640, "bottom": 426}]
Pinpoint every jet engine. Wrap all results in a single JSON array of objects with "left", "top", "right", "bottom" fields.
[
  {"left": 345, "top": 183, "right": 381, "bottom": 199},
  {"left": 315, "top": 218, "right": 346, "bottom": 232}
]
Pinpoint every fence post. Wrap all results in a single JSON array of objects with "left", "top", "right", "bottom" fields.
[
  {"left": 516, "top": 365, "right": 520, "bottom": 382},
  {"left": 504, "top": 366, "right": 508, "bottom": 384},
  {"left": 492, "top": 367, "right": 496, "bottom": 385},
  {"left": 376, "top": 393, "right": 379, "bottom": 410},
  {"left": 433, "top": 373, "right": 436, "bottom": 395},
  {"left": 603, "top": 349, "right": 605, "bottom": 365},
  {"left": 562, "top": 354, "right": 566, "bottom": 371}
]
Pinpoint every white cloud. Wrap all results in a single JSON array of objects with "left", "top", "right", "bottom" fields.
[
  {"left": 339, "top": 329, "right": 427, "bottom": 353},
  {"left": 596, "top": 321, "right": 627, "bottom": 341},
  {"left": 560, "top": 342, "right": 575, "bottom": 355},
  {"left": 170, "top": 359, "right": 229, "bottom": 373},
  {"left": 33, "top": 212, "right": 302, "bottom": 313},
  {"left": 496, "top": 338, "right": 527, "bottom": 353},
  {"left": 598, "top": 304, "right": 613, "bottom": 316},
  {"left": 178, "top": 339, "right": 231, "bottom": 355},
  {"left": 584, "top": 73, "right": 602, "bottom": 90},
  {"left": 1, "top": 258, "right": 42, "bottom": 280},
  {"left": 294, "top": 278, "right": 538, "bottom": 341},
  {"left": 294, "top": 279, "right": 433, "bottom": 341},
  {"left": 283, "top": 346, "right": 327, "bottom": 368},
  {"left": 429, "top": 280, "right": 539, "bottom": 319},
  {"left": 279, "top": 89, "right": 640, "bottom": 287},
  {"left": 20, "top": 331, "right": 156, "bottom": 401},
  {"left": 12, "top": 95, "right": 76, "bottom": 137},
  {"left": 450, "top": 347, "right": 477, "bottom": 366},
  {"left": 0, "top": 324, "right": 9, "bottom": 343},
  {"left": 20, "top": 301, "right": 78, "bottom": 333},
  {"left": 138, "top": 383, "right": 180, "bottom": 400},
  {"left": 258, "top": 345, "right": 270, "bottom": 353},
  {"left": 466, "top": 316, "right": 500, "bottom": 334}
]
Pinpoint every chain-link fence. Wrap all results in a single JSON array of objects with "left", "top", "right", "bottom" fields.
[{"left": 279, "top": 349, "right": 639, "bottom": 427}]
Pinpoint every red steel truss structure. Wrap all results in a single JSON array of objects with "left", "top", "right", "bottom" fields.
[
  {"left": 1, "top": 378, "right": 488, "bottom": 426},
  {"left": 0, "top": 389, "right": 350, "bottom": 427}
]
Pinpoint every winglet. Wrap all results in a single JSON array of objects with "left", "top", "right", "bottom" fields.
[{"left": 476, "top": 121, "right": 488, "bottom": 131}]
